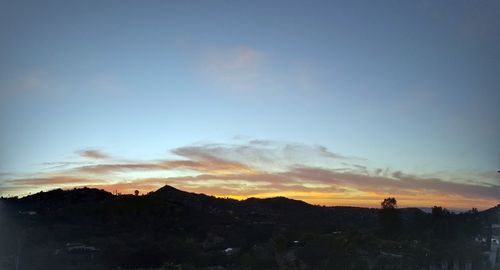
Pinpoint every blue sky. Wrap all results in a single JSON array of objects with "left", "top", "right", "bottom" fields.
[{"left": 1, "top": 0, "right": 499, "bottom": 208}]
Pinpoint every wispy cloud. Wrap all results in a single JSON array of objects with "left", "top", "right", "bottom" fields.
[
  {"left": 197, "top": 46, "right": 330, "bottom": 96},
  {"left": 200, "top": 46, "right": 269, "bottom": 92},
  {"left": 5, "top": 176, "right": 105, "bottom": 186},
  {"left": 77, "top": 149, "right": 110, "bottom": 160},
  {"left": 172, "top": 140, "right": 353, "bottom": 171},
  {"left": 0, "top": 71, "right": 125, "bottom": 100},
  {"left": 1, "top": 140, "right": 498, "bottom": 209},
  {"left": 0, "top": 71, "right": 57, "bottom": 98},
  {"left": 73, "top": 159, "right": 255, "bottom": 175}
]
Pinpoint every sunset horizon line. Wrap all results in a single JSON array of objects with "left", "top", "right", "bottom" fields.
[{"left": 3, "top": 182, "right": 498, "bottom": 212}]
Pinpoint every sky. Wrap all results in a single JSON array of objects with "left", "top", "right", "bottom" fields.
[{"left": 0, "top": 0, "right": 499, "bottom": 209}]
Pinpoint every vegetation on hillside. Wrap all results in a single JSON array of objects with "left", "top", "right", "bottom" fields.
[{"left": 0, "top": 186, "right": 497, "bottom": 269}]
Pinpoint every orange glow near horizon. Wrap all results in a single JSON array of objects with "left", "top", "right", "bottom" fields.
[
  {"left": 2, "top": 154, "right": 498, "bottom": 211},
  {"left": 74, "top": 183, "right": 499, "bottom": 211},
  {"left": 3, "top": 182, "right": 497, "bottom": 211}
]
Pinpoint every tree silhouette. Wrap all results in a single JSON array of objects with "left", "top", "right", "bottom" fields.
[
  {"left": 381, "top": 197, "right": 397, "bottom": 209},
  {"left": 431, "top": 206, "right": 450, "bottom": 218},
  {"left": 379, "top": 197, "right": 401, "bottom": 238}
]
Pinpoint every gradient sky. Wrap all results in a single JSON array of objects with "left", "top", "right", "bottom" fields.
[{"left": 1, "top": 0, "right": 499, "bottom": 209}]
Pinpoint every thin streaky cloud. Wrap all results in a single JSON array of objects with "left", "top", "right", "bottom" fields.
[
  {"left": 72, "top": 159, "right": 255, "bottom": 175},
  {"left": 77, "top": 149, "right": 110, "bottom": 160},
  {"left": 5, "top": 176, "right": 106, "bottom": 186},
  {"left": 199, "top": 46, "right": 268, "bottom": 92},
  {"left": 171, "top": 140, "right": 353, "bottom": 172}
]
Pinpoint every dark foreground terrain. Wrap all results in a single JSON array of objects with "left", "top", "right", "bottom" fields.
[{"left": 1, "top": 186, "right": 499, "bottom": 270}]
